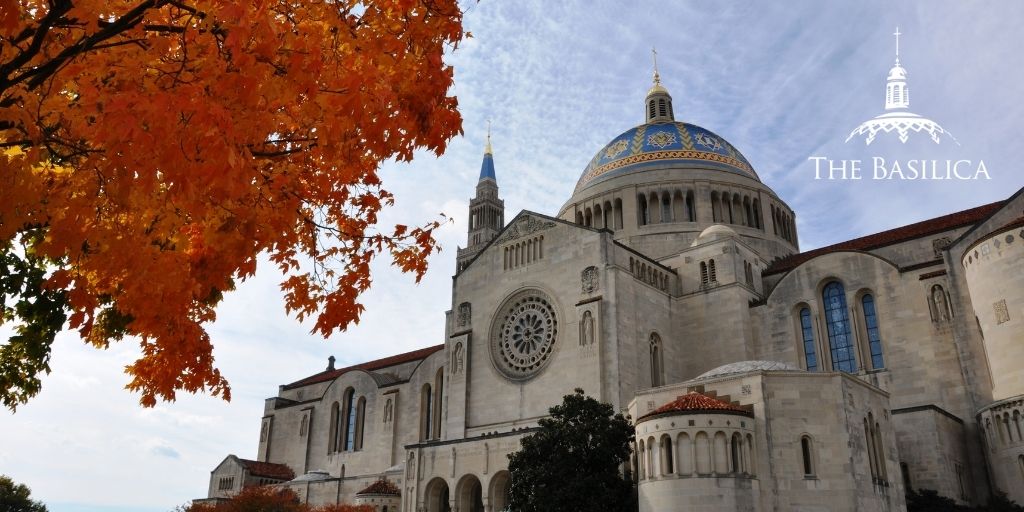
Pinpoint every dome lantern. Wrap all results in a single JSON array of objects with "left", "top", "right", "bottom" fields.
[{"left": 645, "top": 47, "right": 675, "bottom": 123}]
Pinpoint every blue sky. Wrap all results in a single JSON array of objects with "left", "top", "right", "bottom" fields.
[{"left": 2, "top": 2, "right": 1022, "bottom": 511}]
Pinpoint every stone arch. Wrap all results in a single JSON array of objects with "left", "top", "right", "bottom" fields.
[
  {"left": 672, "top": 190, "right": 684, "bottom": 222},
  {"left": 638, "top": 194, "right": 649, "bottom": 226},
  {"left": 731, "top": 432, "right": 742, "bottom": 473},
  {"left": 584, "top": 207, "right": 592, "bottom": 227},
  {"left": 488, "top": 471, "right": 511, "bottom": 512},
  {"left": 637, "top": 439, "right": 646, "bottom": 479},
  {"left": 454, "top": 474, "right": 484, "bottom": 512},
  {"left": 593, "top": 203, "right": 603, "bottom": 229},
  {"left": 713, "top": 431, "right": 729, "bottom": 474},
  {"left": 575, "top": 211, "right": 584, "bottom": 225},
  {"left": 647, "top": 435, "right": 657, "bottom": 477},
  {"left": 746, "top": 433, "right": 756, "bottom": 475},
  {"left": 686, "top": 190, "right": 696, "bottom": 222},
  {"left": 695, "top": 431, "right": 711, "bottom": 474},
  {"left": 660, "top": 433, "right": 674, "bottom": 475},
  {"left": 800, "top": 434, "right": 816, "bottom": 477},
  {"left": 602, "top": 200, "right": 613, "bottom": 229},
  {"left": 649, "top": 191, "right": 661, "bottom": 223},
  {"left": 676, "top": 432, "right": 692, "bottom": 475},
  {"left": 424, "top": 477, "right": 451, "bottom": 512}
]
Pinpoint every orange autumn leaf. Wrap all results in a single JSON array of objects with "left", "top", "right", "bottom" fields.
[{"left": 0, "top": 0, "right": 464, "bottom": 408}]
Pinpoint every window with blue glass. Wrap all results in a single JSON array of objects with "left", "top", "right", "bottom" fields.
[
  {"left": 823, "top": 282, "right": 857, "bottom": 372},
  {"left": 344, "top": 392, "right": 356, "bottom": 451},
  {"left": 862, "top": 294, "right": 885, "bottom": 369},
  {"left": 800, "top": 307, "right": 817, "bottom": 371}
]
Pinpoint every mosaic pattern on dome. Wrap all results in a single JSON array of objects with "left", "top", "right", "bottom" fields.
[
  {"left": 604, "top": 139, "right": 628, "bottom": 159},
  {"left": 647, "top": 131, "right": 677, "bottom": 149},
  {"left": 574, "top": 122, "right": 758, "bottom": 194}
]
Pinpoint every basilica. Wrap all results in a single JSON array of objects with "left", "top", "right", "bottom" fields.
[{"left": 197, "top": 66, "right": 1024, "bottom": 512}]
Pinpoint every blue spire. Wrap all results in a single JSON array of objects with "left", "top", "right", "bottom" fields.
[{"left": 479, "top": 126, "right": 496, "bottom": 182}]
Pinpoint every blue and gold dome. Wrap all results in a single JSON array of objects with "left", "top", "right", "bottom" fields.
[{"left": 574, "top": 121, "right": 759, "bottom": 194}]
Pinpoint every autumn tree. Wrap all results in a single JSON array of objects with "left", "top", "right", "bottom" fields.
[
  {"left": 0, "top": 0, "right": 466, "bottom": 409},
  {"left": 506, "top": 389, "right": 635, "bottom": 512}
]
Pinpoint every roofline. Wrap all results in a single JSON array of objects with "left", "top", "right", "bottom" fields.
[
  {"left": 283, "top": 344, "right": 444, "bottom": 390},
  {"left": 763, "top": 198, "right": 1008, "bottom": 277}
]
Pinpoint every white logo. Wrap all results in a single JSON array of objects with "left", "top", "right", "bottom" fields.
[{"left": 845, "top": 27, "right": 958, "bottom": 146}]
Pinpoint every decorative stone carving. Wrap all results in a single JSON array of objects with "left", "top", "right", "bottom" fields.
[
  {"left": 490, "top": 289, "right": 559, "bottom": 381},
  {"left": 932, "top": 236, "right": 952, "bottom": 258},
  {"left": 581, "top": 266, "right": 599, "bottom": 294},
  {"left": 451, "top": 342, "right": 464, "bottom": 375},
  {"left": 495, "top": 215, "right": 556, "bottom": 244},
  {"left": 995, "top": 299, "right": 1010, "bottom": 324},
  {"left": 456, "top": 302, "right": 471, "bottom": 327},
  {"left": 741, "top": 384, "right": 752, "bottom": 396}
]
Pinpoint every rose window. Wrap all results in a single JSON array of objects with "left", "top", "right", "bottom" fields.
[{"left": 490, "top": 290, "right": 559, "bottom": 380}]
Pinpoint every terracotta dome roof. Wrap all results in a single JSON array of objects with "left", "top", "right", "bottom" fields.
[
  {"left": 638, "top": 392, "right": 753, "bottom": 422},
  {"left": 356, "top": 479, "right": 401, "bottom": 496}
]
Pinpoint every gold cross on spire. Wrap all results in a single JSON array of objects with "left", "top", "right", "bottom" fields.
[
  {"left": 651, "top": 47, "right": 661, "bottom": 85},
  {"left": 485, "top": 119, "right": 493, "bottom": 155}
]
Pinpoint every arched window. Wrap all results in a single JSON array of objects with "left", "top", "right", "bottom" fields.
[
  {"left": 420, "top": 384, "right": 433, "bottom": 441},
  {"left": 661, "top": 435, "right": 674, "bottom": 474},
  {"left": 661, "top": 194, "right": 672, "bottom": 223},
  {"left": 638, "top": 440, "right": 646, "bottom": 480},
  {"left": 355, "top": 397, "right": 366, "bottom": 450},
  {"left": 801, "top": 436, "right": 815, "bottom": 477},
  {"left": 432, "top": 368, "right": 444, "bottom": 440},
  {"left": 823, "top": 282, "right": 857, "bottom": 372},
  {"left": 861, "top": 294, "right": 885, "bottom": 369},
  {"left": 614, "top": 198, "right": 624, "bottom": 229},
  {"left": 328, "top": 401, "right": 340, "bottom": 453},
  {"left": 575, "top": 211, "right": 583, "bottom": 225},
  {"left": 343, "top": 388, "right": 356, "bottom": 451},
  {"left": 1018, "top": 454, "right": 1024, "bottom": 482},
  {"left": 799, "top": 307, "right": 818, "bottom": 371},
  {"left": 686, "top": 191, "right": 696, "bottom": 221},
  {"left": 708, "top": 260, "right": 717, "bottom": 283},
  {"left": 731, "top": 434, "right": 741, "bottom": 473},
  {"left": 638, "top": 195, "right": 649, "bottom": 226},
  {"left": 650, "top": 334, "right": 664, "bottom": 387},
  {"left": 700, "top": 262, "right": 709, "bottom": 286}
]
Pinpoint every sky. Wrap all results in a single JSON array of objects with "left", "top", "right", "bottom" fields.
[{"left": 2, "top": 2, "right": 1023, "bottom": 511}]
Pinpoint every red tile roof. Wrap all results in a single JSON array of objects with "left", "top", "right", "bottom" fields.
[
  {"left": 357, "top": 479, "right": 401, "bottom": 496},
  {"left": 283, "top": 344, "right": 444, "bottom": 389},
  {"left": 239, "top": 459, "right": 295, "bottom": 480},
  {"left": 764, "top": 200, "right": 1006, "bottom": 276},
  {"left": 639, "top": 392, "right": 752, "bottom": 422}
]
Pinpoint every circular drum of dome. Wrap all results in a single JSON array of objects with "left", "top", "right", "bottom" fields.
[{"left": 490, "top": 289, "right": 560, "bottom": 381}]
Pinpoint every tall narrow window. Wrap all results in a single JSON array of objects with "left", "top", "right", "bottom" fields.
[
  {"left": 862, "top": 295, "right": 885, "bottom": 369},
  {"left": 421, "top": 384, "right": 433, "bottom": 441},
  {"left": 800, "top": 308, "right": 818, "bottom": 371},
  {"left": 343, "top": 389, "right": 356, "bottom": 451},
  {"left": 801, "top": 436, "right": 815, "bottom": 477},
  {"left": 433, "top": 368, "right": 444, "bottom": 440},
  {"left": 328, "top": 402, "right": 340, "bottom": 452},
  {"left": 661, "top": 195, "right": 672, "bottom": 223},
  {"left": 638, "top": 195, "right": 649, "bottom": 226},
  {"left": 650, "top": 334, "right": 664, "bottom": 387},
  {"left": 823, "top": 282, "right": 857, "bottom": 372},
  {"left": 355, "top": 397, "right": 366, "bottom": 450},
  {"left": 708, "top": 260, "right": 717, "bottom": 283},
  {"left": 700, "top": 262, "right": 709, "bottom": 286}
]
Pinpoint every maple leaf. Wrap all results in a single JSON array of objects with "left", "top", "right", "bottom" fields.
[{"left": 0, "top": 0, "right": 465, "bottom": 409}]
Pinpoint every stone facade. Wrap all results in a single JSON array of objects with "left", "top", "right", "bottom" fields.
[{"left": 199, "top": 77, "right": 1024, "bottom": 511}]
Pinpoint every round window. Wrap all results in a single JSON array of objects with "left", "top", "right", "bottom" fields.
[{"left": 490, "top": 290, "right": 559, "bottom": 381}]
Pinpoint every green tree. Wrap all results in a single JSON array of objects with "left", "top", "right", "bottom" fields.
[
  {"left": 0, "top": 475, "right": 48, "bottom": 512},
  {"left": 507, "top": 388, "right": 634, "bottom": 512}
]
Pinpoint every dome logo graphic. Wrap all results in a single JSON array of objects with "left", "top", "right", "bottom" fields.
[
  {"left": 808, "top": 27, "right": 989, "bottom": 181},
  {"left": 846, "top": 27, "right": 958, "bottom": 146}
]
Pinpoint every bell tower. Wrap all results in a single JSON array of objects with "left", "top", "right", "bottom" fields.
[{"left": 456, "top": 127, "right": 505, "bottom": 273}]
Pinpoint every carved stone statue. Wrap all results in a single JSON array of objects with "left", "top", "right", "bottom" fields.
[
  {"left": 581, "top": 310, "right": 594, "bottom": 346},
  {"left": 932, "top": 285, "right": 950, "bottom": 323}
]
